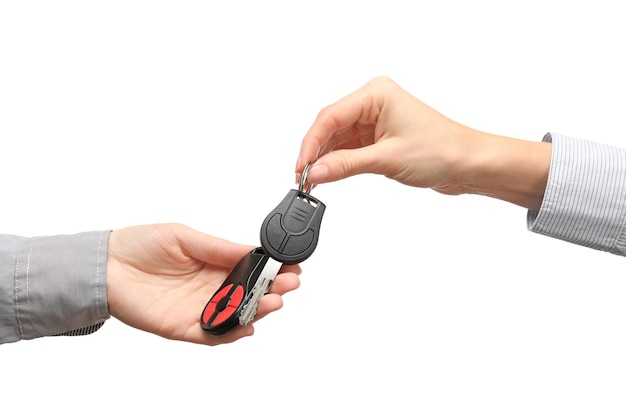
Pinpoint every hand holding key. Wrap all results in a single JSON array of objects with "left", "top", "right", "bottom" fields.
[
  {"left": 106, "top": 224, "right": 300, "bottom": 345},
  {"left": 296, "top": 76, "right": 550, "bottom": 212},
  {"left": 201, "top": 162, "right": 326, "bottom": 335}
]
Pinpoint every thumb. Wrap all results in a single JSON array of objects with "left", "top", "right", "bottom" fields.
[{"left": 306, "top": 142, "right": 392, "bottom": 184}]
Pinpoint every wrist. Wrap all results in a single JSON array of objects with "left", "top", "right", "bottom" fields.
[{"left": 462, "top": 133, "right": 551, "bottom": 211}]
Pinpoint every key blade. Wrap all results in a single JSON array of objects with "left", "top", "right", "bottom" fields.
[{"left": 239, "top": 256, "right": 283, "bottom": 326}]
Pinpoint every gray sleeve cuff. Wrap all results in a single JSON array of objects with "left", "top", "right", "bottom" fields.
[
  {"left": 0, "top": 230, "right": 111, "bottom": 344},
  {"left": 528, "top": 133, "right": 626, "bottom": 256}
]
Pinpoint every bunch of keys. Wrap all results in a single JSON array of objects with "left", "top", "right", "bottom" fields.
[{"left": 200, "top": 162, "right": 326, "bottom": 335}]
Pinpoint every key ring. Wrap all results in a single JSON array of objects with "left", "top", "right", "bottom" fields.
[{"left": 298, "top": 161, "right": 313, "bottom": 194}]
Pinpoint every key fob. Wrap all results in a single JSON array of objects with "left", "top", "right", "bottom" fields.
[
  {"left": 260, "top": 189, "right": 325, "bottom": 264},
  {"left": 200, "top": 247, "right": 275, "bottom": 335}
]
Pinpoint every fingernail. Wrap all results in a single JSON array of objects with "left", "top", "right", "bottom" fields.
[
  {"left": 295, "top": 156, "right": 302, "bottom": 172},
  {"left": 308, "top": 164, "right": 329, "bottom": 182},
  {"left": 294, "top": 157, "right": 302, "bottom": 184}
]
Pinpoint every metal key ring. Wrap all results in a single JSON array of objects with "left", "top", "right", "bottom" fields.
[{"left": 299, "top": 161, "right": 313, "bottom": 194}]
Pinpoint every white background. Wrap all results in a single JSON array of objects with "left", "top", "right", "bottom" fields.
[{"left": 1, "top": 1, "right": 626, "bottom": 416}]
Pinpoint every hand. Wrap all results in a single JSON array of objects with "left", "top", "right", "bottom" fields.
[
  {"left": 296, "top": 76, "right": 551, "bottom": 211},
  {"left": 105, "top": 223, "right": 301, "bottom": 345}
]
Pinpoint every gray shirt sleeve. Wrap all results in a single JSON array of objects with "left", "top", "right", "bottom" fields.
[
  {"left": 528, "top": 133, "right": 626, "bottom": 256},
  {"left": 0, "top": 230, "right": 111, "bottom": 344}
]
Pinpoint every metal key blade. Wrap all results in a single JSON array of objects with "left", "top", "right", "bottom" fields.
[{"left": 239, "top": 256, "right": 283, "bottom": 326}]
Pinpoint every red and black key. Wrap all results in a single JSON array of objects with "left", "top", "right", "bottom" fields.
[{"left": 200, "top": 247, "right": 279, "bottom": 335}]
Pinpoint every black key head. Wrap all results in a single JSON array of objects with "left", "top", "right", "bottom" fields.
[{"left": 260, "top": 189, "right": 325, "bottom": 264}]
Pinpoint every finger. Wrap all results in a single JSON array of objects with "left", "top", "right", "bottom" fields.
[
  {"left": 192, "top": 293, "right": 288, "bottom": 344},
  {"left": 279, "top": 263, "right": 302, "bottom": 275},
  {"left": 179, "top": 320, "right": 255, "bottom": 346},
  {"left": 270, "top": 272, "right": 301, "bottom": 295},
  {"left": 249, "top": 293, "right": 284, "bottom": 323},
  {"left": 306, "top": 140, "right": 393, "bottom": 184},
  {"left": 296, "top": 82, "right": 381, "bottom": 175},
  {"left": 177, "top": 225, "right": 254, "bottom": 268}
]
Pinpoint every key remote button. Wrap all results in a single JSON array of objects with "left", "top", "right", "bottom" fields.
[
  {"left": 284, "top": 231, "right": 315, "bottom": 256},
  {"left": 202, "top": 284, "right": 233, "bottom": 324},
  {"left": 262, "top": 213, "right": 287, "bottom": 251},
  {"left": 201, "top": 284, "right": 245, "bottom": 327},
  {"left": 212, "top": 285, "right": 244, "bottom": 326}
]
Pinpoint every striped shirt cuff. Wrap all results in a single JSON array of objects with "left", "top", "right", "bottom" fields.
[
  {"left": 528, "top": 132, "right": 626, "bottom": 256},
  {"left": 15, "top": 231, "right": 110, "bottom": 341},
  {"left": 55, "top": 322, "right": 105, "bottom": 337}
]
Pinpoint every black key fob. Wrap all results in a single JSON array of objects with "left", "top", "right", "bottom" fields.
[{"left": 260, "top": 188, "right": 325, "bottom": 264}]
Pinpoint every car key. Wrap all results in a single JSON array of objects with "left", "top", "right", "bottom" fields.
[
  {"left": 200, "top": 247, "right": 282, "bottom": 335},
  {"left": 260, "top": 162, "right": 326, "bottom": 264},
  {"left": 238, "top": 256, "right": 282, "bottom": 326}
]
